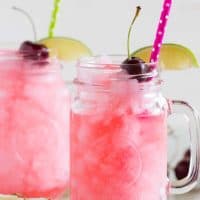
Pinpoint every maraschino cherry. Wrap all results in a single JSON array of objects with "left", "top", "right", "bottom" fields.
[
  {"left": 19, "top": 41, "right": 49, "bottom": 60},
  {"left": 121, "top": 6, "right": 154, "bottom": 82},
  {"left": 174, "top": 149, "right": 190, "bottom": 180}
]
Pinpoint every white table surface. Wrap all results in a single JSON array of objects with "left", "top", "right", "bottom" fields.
[
  {"left": 169, "top": 189, "right": 200, "bottom": 200},
  {"left": 3, "top": 190, "right": 200, "bottom": 199}
]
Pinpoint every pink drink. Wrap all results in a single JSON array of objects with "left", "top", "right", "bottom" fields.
[
  {"left": 70, "top": 57, "right": 168, "bottom": 200},
  {"left": 0, "top": 51, "right": 69, "bottom": 198}
]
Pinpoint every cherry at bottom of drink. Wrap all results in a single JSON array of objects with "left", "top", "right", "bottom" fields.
[{"left": 71, "top": 78, "right": 168, "bottom": 200}]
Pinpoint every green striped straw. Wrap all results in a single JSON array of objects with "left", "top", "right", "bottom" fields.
[{"left": 48, "top": 0, "right": 62, "bottom": 38}]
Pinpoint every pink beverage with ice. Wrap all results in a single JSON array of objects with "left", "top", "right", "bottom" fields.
[
  {"left": 0, "top": 43, "right": 69, "bottom": 199},
  {"left": 70, "top": 56, "right": 168, "bottom": 200}
]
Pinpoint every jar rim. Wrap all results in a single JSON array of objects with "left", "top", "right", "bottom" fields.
[
  {"left": 0, "top": 49, "right": 60, "bottom": 74},
  {"left": 78, "top": 55, "right": 158, "bottom": 66},
  {"left": 77, "top": 55, "right": 159, "bottom": 82},
  {"left": 0, "top": 49, "right": 56, "bottom": 60}
]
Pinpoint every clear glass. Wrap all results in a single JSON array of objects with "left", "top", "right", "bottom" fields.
[
  {"left": 70, "top": 55, "right": 200, "bottom": 200},
  {"left": 163, "top": 68, "right": 200, "bottom": 193},
  {"left": 0, "top": 50, "right": 69, "bottom": 199}
]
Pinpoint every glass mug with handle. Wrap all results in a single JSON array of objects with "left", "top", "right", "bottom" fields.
[{"left": 70, "top": 55, "right": 200, "bottom": 200}]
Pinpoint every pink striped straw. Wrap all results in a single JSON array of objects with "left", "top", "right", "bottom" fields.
[{"left": 150, "top": 0, "right": 172, "bottom": 62}]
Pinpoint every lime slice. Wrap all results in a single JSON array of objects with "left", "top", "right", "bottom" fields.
[
  {"left": 39, "top": 37, "right": 92, "bottom": 61},
  {"left": 132, "top": 43, "right": 199, "bottom": 70}
]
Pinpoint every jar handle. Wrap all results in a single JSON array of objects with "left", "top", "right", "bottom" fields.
[{"left": 168, "top": 100, "right": 200, "bottom": 194}]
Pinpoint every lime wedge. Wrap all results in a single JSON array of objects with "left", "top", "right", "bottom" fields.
[
  {"left": 39, "top": 37, "right": 92, "bottom": 61},
  {"left": 132, "top": 43, "right": 199, "bottom": 70}
]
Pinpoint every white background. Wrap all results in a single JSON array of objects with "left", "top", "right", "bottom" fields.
[{"left": 0, "top": 0, "right": 200, "bottom": 56}]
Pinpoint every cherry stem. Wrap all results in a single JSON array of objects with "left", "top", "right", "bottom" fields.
[
  {"left": 12, "top": 6, "right": 37, "bottom": 41},
  {"left": 127, "top": 6, "right": 141, "bottom": 59}
]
